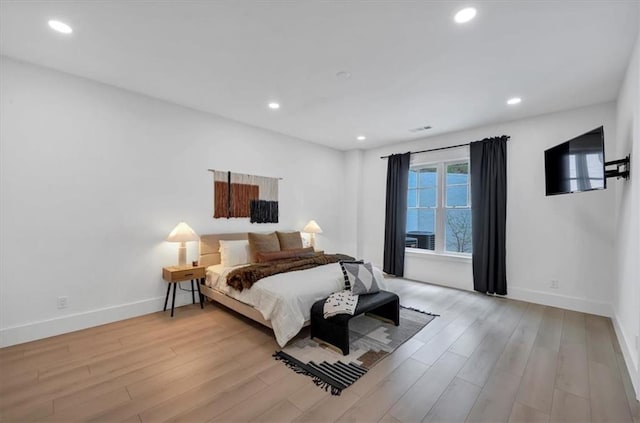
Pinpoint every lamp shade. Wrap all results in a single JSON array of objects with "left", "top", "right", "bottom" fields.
[
  {"left": 166, "top": 222, "right": 199, "bottom": 242},
  {"left": 303, "top": 220, "right": 323, "bottom": 234}
]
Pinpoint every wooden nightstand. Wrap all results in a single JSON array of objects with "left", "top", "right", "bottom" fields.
[{"left": 162, "top": 265, "right": 205, "bottom": 317}]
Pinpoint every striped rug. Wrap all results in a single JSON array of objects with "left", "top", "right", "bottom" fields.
[{"left": 273, "top": 306, "right": 437, "bottom": 395}]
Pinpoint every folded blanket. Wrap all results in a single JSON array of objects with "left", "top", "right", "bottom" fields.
[
  {"left": 323, "top": 290, "right": 359, "bottom": 318},
  {"left": 227, "top": 253, "right": 353, "bottom": 291}
]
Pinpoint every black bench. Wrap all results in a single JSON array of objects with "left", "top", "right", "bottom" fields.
[{"left": 310, "top": 290, "right": 400, "bottom": 355}]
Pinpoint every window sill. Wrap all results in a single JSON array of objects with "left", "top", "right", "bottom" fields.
[{"left": 405, "top": 248, "right": 472, "bottom": 263}]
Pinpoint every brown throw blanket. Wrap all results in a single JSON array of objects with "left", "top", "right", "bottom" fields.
[{"left": 227, "top": 253, "right": 353, "bottom": 291}]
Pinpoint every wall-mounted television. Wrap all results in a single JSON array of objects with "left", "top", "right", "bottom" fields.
[{"left": 544, "top": 126, "right": 606, "bottom": 196}]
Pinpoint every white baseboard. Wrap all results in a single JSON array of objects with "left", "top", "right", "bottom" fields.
[
  {"left": 507, "top": 286, "right": 612, "bottom": 317},
  {"left": 0, "top": 292, "right": 197, "bottom": 348},
  {"left": 612, "top": 314, "right": 640, "bottom": 401}
]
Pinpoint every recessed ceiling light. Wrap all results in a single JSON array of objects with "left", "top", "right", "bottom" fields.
[
  {"left": 454, "top": 7, "right": 477, "bottom": 24},
  {"left": 268, "top": 102, "right": 280, "bottom": 110},
  {"left": 507, "top": 97, "right": 522, "bottom": 105},
  {"left": 336, "top": 71, "right": 352, "bottom": 80},
  {"left": 48, "top": 20, "right": 73, "bottom": 34},
  {"left": 357, "top": 135, "right": 366, "bottom": 141}
]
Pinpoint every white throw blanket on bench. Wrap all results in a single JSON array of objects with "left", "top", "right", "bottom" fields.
[{"left": 323, "top": 290, "right": 359, "bottom": 318}]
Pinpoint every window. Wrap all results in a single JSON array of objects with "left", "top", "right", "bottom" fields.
[
  {"left": 406, "top": 159, "right": 472, "bottom": 255},
  {"left": 407, "top": 167, "right": 437, "bottom": 250}
]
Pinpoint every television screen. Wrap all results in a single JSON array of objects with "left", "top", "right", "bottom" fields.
[{"left": 545, "top": 126, "right": 606, "bottom": 196}]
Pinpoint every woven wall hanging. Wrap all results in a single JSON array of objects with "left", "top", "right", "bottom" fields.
[{"left": 209, "top": 170, "right": 279, "bottom": 223}]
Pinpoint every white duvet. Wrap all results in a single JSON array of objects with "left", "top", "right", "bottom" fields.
[{"left": 206, "top": 262, "right": 387, "bottom": 347}]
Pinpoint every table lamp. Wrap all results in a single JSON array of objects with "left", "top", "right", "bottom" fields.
[
  {"left": 167, "top": 222, "right": 199, "bottom": 266},
  {"left": 303, "top": 220, "right": 323, "bottom": 249}
]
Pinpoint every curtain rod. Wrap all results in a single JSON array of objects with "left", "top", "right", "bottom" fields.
[
  {"left": 379, "top": 135, "right": 510, "bottom": 159},
  {"left": 207, "top": 169, "right": 283, "bottom": 180}
]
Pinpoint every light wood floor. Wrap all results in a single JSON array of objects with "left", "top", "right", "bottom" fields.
[{"left": 1, "top": 279, "right": 638, "bottom": 423}]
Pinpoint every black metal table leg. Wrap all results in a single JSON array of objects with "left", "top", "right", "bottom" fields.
[
  {"left": 197, "top": 278, "right": 204, "bottom": 309},
  {"left": 171, "top": 282, "right": 177, "bottom": 317},
  {"left": 190, "top": 280, "right": 195, "bottom": 304},
  {"left": 163, "top": 283, "right": 171, "bottom": 311}
]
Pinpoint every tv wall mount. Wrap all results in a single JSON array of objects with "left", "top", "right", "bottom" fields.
[{"left": 605, "top": 154, "right": 630, "bottom": 180}]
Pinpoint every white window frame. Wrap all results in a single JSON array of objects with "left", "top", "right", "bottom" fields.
[{"left": 407, "top": 156, "right": 472, "bottom": 258}]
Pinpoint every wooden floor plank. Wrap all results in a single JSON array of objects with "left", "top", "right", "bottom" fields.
[
  {"left": 287, "top": 381, "right": 330, "bottom": 412},
  {"left": 554, "top": 343, "right": 589, "bottom": 399},
  {"left": 412, "top": 291, "right": 482, "bottom": 344},
  {"left": 411, "top": 307, "right": 481, "bottom": 366},
  {"left": 389, "top": 351, "right": 467, "bottom": 422},
  {"left": 292, "top": 390, "right": 361, "bottom": 423},
  {"left": 0, "top": 399, "right": 53, "bottom": 423},
  {"left": 209, "top": 373, "right": 310, "bottom": 423},
  {"left": 508, "top": 402, "right": 550, "bottom": 423},
  {"left": 447, "top": 299, "right": 510, "bottom": 357},
  {"left": 335, "top": 358, "right": 428, "bottom": 423},
  {"left": 456, "top": 302, "right": 527, "bottom": 388},
  {"left": 125, "top": 336, "right": 260, "bottom": 398},
  {"left": 465, "top": 369, "right": 522, "bottom": 423},
  {"left": 560, "top": 310, "right": 586, "bottom": 345},
  {"left": 493, "top": 303, "right": 544, "bottom": 377},
  {"left": 515, "top": 346, "right": 558, "bottom": 414},
  {"left": 37, "top": 388, "right": 131, "bottom": 422},
  {"left": 251, "top": 400, "right": 302, "bottom": 423},
  {"left": 100, "top": 344, "right": 276, "bottom": 423},
  {"left": 0, "top": 365, "right": 92, "bottom": 410},
  {"left": 164, "top": 377, "right": 269, "bottom": 423},
  {"left": 549, "top": 389, "right": 590, "bottom": 423},
  {"left": 533, "top": 307, "right": 564, "bottom": 353},
  {"left": 423, "top": 377, "right": 481, "bottom": 423}
]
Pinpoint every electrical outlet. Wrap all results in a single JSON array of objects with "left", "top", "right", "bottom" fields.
[
  {"left": 57, "top": 296, "right": 68, "bottom": 309},
  {"left": 550, "top": 280, "right": 559, "bottom": 289}
]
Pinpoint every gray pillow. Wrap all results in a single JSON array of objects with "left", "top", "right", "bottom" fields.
[{"left": 342, "top": 262, "right": 380, "bottom": 295}]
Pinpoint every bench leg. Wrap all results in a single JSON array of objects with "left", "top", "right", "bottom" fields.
[
  {"left": 311, "top": 314, "right": 350, "bottom": 355},
  {"left": 369, "top": 297, "right": 400, "bottom": 326}
]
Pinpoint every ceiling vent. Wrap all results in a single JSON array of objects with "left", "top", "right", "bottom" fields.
[{"left": 410, "top": 125, "right": 432, "bottom": 133}]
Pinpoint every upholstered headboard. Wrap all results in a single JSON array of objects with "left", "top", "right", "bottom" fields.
[{"left": 199, "top": 233, "right": 248, "bottom": 268}]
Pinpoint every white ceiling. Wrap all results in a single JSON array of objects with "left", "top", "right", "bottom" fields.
[{"left": 0, "top": 1, "right": 638, "bottom": 150}]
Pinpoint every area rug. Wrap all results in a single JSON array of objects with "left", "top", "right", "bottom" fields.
[{"left": 273, "top": 306, "right": 437, "bottom": 395}]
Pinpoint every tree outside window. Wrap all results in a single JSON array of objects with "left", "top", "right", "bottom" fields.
[{"left": 406, "top": 160, "right": 472, "bottom": 255}]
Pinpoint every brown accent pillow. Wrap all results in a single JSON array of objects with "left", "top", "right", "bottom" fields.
[
  {"left": 256, "top": 247, "right": 315, "bottom": 263},
  {"left": 276, "top": 231, "right": 304, "bottom": 250},
  {"left": 248, "top": 232, "right": 281, "bottom": 262}
]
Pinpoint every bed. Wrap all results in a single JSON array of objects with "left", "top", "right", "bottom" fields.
[{"left": 197, "top": 233, "right": 386, "bottom": 347}]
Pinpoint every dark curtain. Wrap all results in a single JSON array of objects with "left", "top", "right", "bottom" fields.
[
  {"left": 470, "top": 136, "right": 508, "bottom": 295},
  {"left": 383, "top": 152, "right": 411, "bottom": 276}
]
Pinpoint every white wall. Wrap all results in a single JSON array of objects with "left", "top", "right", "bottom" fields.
[
  {"left": 357, "top": 102, "right": 618, "bottom": 317},
  {"left": 613, "top": 19, "right": 640, "bottom": 399},
  {"left": 0, "top": 57, "right": 347, "bottom": 347},
  {"left": 342, "top": 149, "right": 364, "bottom": 258}
]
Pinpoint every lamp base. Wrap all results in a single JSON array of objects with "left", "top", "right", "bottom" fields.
[
  {"left": 178, "top": 243, "right": 187, "bottom": 266},
  {"left": 309, "top": 233, "right": 316, "bottom": 249}
]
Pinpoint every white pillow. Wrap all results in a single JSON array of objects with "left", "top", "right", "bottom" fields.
[{"left": 218, "top": 240, "right": 250, "bottom": 267}]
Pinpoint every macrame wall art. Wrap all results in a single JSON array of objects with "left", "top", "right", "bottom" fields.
[{"left": 209, "top": 170, "right": 280, "bottom": 223}]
